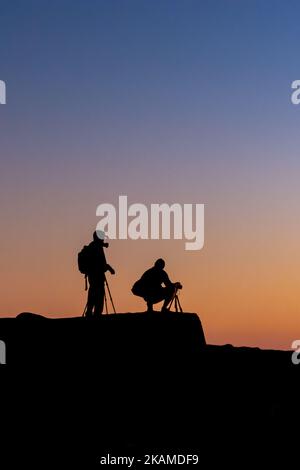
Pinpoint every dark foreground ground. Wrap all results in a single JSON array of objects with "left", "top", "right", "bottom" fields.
[{"left": 0, "top": 312, "right": 298, "bottom": 467}]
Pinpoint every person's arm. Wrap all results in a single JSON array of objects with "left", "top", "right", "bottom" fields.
[
  {"left": 162, "top": 271, "right": 182, "bottom": 289},
  {"left": 106, "top": 264, "right": 115, "bottom": 275},
  {"left": 162, "top": 270, "right": 172, "bottom": 287}
]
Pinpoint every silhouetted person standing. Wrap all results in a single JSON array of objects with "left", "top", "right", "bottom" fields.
[
  {"left": 132, "top": 258, "right": 182, "bottom": 312},
  {"left": 84, "top": 231, "right": 115, "bottom": 317}
]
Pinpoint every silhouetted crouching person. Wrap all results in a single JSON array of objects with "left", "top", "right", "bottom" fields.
[
  {"left": 84, "top": 231, "right": 115, "bottom": 317},
  {"left": 132, "top": 258, "right": 182, "bottom": 312}
]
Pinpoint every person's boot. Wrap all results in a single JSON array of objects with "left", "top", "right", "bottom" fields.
[
  {"left": 85, "top": 307, "right": 93, "bottom": 318},
  {"left": 147, "top": 301, "right": 153, "bottom": 313},
  {"left": 93, "top": 307, "right": 103, "bottom": 317}
]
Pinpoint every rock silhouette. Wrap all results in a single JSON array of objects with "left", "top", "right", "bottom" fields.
[{"left": 0, "top": 311, "right": 298, "bottom": 467}]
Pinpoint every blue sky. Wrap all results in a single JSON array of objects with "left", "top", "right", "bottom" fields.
[{"left": 0, "top": 0, "right": 300, "bottom": 348}]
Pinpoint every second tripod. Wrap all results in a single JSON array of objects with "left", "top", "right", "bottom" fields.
[{"left": 167, "top": 286, "right": 183, "bottom": 313}]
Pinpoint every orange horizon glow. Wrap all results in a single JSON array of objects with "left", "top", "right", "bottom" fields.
[{"left": 1, "top": 212, "right": 299, "bottom": 351}]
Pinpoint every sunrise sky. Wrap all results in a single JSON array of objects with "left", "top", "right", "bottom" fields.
[{"left": 1, "top": 0, "right": 300, "bottom": 349}]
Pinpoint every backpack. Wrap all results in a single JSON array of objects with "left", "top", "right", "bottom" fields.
[{"left": 77, "top": 245, "right": 92, "bottom": 275}]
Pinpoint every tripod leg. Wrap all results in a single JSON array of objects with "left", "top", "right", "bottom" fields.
[
  {"left": 167, "top": 288, "right": 178, "bottom": 312},
  {"left": 177, "top": 296, "right": 183, "bottom": 313},
  {"left": 104, "top": 287, "right": 108, "bottom": 314},
  {"left": 105, "top": 276, "right": 116, "bottom": 314},
  {"left": 82, "top": 303, "right": 88, "bottom": 317},
  {"left": 167, "top": 297, "right": 173, "bottom": 311}
]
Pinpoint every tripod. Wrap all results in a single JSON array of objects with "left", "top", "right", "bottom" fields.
[
  {"left": 168, "top": 287, "right": 183, "bottom": 313},
  {"left": 103, "top": 274, "right": 116, "bottom": 314},
  {"left": 82, "top": 274, "right": 116, "bottom": 316}
]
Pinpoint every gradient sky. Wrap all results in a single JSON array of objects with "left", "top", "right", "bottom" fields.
[{"left": 1, "top": 0, "right": 300, "bottom": 349}]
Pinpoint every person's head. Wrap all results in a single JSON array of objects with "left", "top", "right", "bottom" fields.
[
  {"left": 93, "top": 230, "right": 109, "bottom": 247},
  {"left": 154, "top": 258, "right": 165, "bottom": 270}
]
